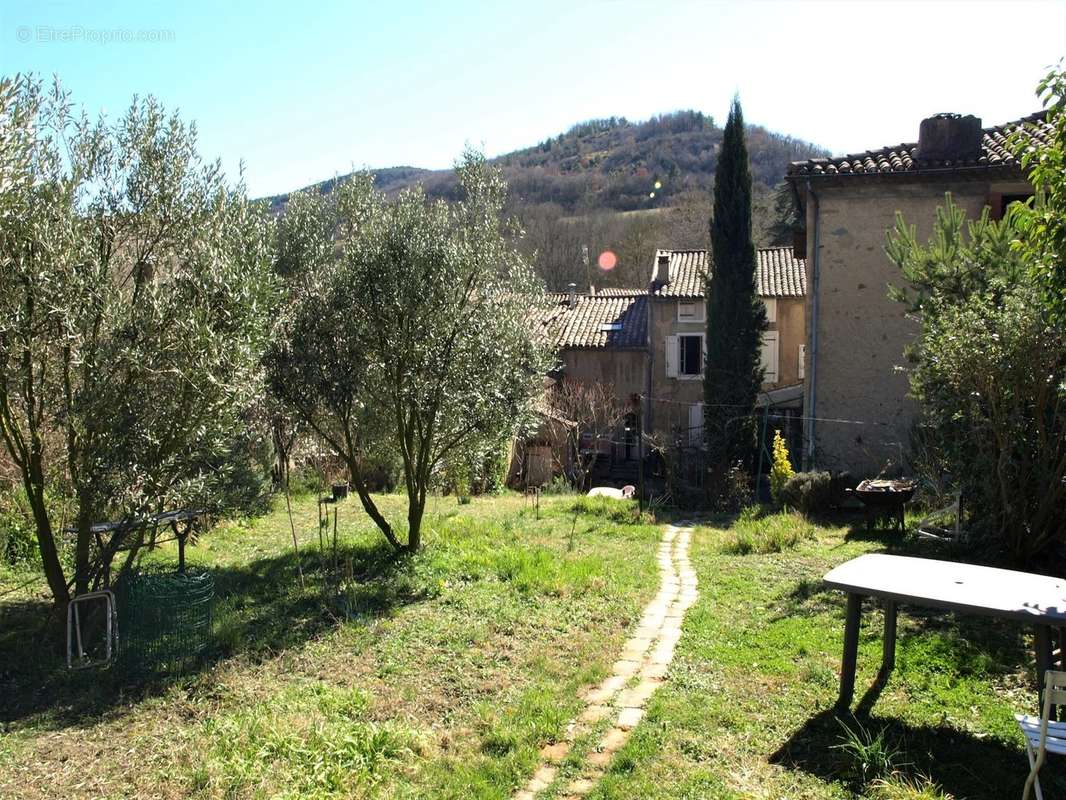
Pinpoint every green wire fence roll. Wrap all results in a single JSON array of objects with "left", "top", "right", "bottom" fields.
[{"left": 114, "top": 568, "right": 214, "bottom": 675}]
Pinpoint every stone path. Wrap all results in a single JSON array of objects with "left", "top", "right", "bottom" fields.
[{"left": 514, "top": 523, "right": 698, "bottom": 800}]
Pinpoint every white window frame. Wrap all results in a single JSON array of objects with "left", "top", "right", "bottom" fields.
[
  {"left": 677, "top": 333, "right": 704, "bottom": 380},
  {"left": 763, "top": 297, "right": 778, "bottom": 323},
  {"left": 677, "top": 300, "right": 705, "bottom": 322},
  {"left": 761, "top": 330, "right": 779, "bottom": 385}
]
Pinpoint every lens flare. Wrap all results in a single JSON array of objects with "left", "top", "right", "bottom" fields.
[
  {"left": 649, "top": 191, "right": 656, "bottom": 199},
  {"left": 598, "top": 250, "right": 618, "bottom": 271},
  {"left": 654, "top": 180, "right": 662, "bottom": 190}
]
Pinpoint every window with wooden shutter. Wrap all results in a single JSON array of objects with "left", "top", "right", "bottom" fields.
[{"left": 760, "top": 331, "right": 779, "bottom": 384}]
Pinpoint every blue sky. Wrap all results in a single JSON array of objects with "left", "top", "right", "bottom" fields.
[{"left": 2, "top": 0, "right": 1064, "bottom": 198}]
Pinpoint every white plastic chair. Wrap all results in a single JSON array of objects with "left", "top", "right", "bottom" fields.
[{"left": 1016, "top": 669, "right": 1066, "bottom": 800}]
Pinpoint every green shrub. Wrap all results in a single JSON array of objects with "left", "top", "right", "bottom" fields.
[
  {"left": 832, "top": 718, "right": 902, "bottom": 786},
  {"left": 286, "top": 466, "right": 328, "bottom": 497},
  {"left": 540, "top": 475, "right": 575, "bottom": 495},
  {"left": 713, "top": 463, "right": 752, "bottom": 512},
  {"left": 0, "top": 486, "right": 43, "bottom": 565},
  {"left": 769, "top": 429, "right": 795, "bottom": 505},
  {"left": 779, "top": 471, "right": 835, "bottom": 515}
]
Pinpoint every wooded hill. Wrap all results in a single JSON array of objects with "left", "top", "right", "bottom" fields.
[{"left": 266, "top": 111, "right": 829, "bottom": 289}]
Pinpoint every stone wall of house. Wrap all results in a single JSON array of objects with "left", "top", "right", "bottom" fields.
[
  {"left": 561, "top": 349, "right": 646, "bottom": 408},
  {"left": 647, "top": 297, "right": 705, "bottom": 439},
  {"left": 803, "top": 177, "right": 1032, "bottom": 477}
]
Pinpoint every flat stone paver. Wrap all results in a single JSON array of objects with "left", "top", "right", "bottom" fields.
[{"left": 512, "top": 522, "right": 699, "bottom": 800}]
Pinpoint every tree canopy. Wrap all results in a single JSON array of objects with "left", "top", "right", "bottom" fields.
[
  {"left": 0, "top": 76, "right": 277, "bottom": 604},
  {"left": 267, "top": 152, "right": 550, "bottom": 552}
]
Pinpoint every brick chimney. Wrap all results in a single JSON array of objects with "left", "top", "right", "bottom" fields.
[{"left": 916, "top": 113, "right": 983, "bottom": 163}]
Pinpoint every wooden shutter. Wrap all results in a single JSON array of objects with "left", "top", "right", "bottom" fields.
[
  {"left": 688, "top": 402, "right": 703, "bottom": 446},
  {"left": 761, "top": 331, "right": 779, "bottom": 384},
  {"left": 665, "top": 335, "right": 678, "bottom": 378}
]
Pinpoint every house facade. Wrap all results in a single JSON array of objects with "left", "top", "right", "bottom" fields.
[
  {"left": 645, "top": 247, "right": 807, "bottom": 445},
  {"left": 786, "top": 112, "right": 1048, "bottom": 477}
]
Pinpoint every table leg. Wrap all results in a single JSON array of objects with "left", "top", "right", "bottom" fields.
[
  {"left": 1037, "top": 625, "right": 1055, "bottom": 718},
  {"left": 837, "top": 592, "right": 863, "bottom": 710},
  {"left": 882, "top": 599, "right": 897, "bottom": 674}
]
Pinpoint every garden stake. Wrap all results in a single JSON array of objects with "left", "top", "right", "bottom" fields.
[
  {"left": 284, "top": 481, "right": 305, "bottom": 589},
  {"left": 332, "top": 505, "right": 339, "bottom": 573}
]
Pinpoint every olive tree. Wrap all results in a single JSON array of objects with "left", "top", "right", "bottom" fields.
[
  {"left": 268, "top": 153, "right": 550, "bottom": 552},
  {"left": 0, "top": 76, "right": 276, "bottom": 605}
]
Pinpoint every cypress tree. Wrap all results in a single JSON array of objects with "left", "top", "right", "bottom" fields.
[{"left": 704, "top": 96, "right": 767, "bottom": 500}]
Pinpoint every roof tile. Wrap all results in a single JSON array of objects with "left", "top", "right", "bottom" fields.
[
  {"left": 651, "top": 247, "right": 806, "bottom": 298},
  {"left": 788, "top": 111, "right": 1051, "bottom": 178},
  {"left": 533, "top": 293, "right": 648, "bottom": 350}
]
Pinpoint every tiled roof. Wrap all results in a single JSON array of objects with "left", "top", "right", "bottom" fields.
[
  {"left": 652, "top": 250, "right": 707, "bottom": 297},
  {"left": 534, "top": 293, "right": 648, "bottom": 350},
  {"left": 756, "top": 246, "right": 806, "bottom": 297},
  {"left": 787, "top": 112, "right": 1051, "bottom": 178},
  {"left": 590, "top": 287, "right": 643, "bottom": 296},
  {"left": 651, "top": 247, "right": 806, "bottom": 298}
]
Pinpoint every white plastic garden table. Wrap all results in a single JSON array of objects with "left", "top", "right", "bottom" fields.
[{"left": 823, "top": 554, "right": 1066, "bottom": 710}]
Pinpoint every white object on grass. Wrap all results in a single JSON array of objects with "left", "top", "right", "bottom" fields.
[{"left": 1017, "top": 669, "right": 1066, "bottom": 800}]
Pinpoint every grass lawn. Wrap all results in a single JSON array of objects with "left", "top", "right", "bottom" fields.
[{"left": 0, "top": 495, "right": 1053, "bottom": 799}]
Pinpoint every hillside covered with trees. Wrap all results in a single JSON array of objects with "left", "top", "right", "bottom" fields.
[{"left": 267, "top": 110, "right": 829, "bottom": 289}]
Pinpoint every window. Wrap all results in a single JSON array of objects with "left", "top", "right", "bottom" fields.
[
  {"left": 798, "top": 343, "right": 806, "bottom": 381},
  {"left": 763, "top": 298, "right": 777, "bottom": 323},
  {"left": 677, "top": 300, "right": 704, "bottom": 322},
  {"left": 760, "top": 331, "right": 779, "bottom": 384},
  {"left": 990, "top": 192, "right": 1034, "bottom": 220},
  {"left": 679, "top": 334, "right": 703, "bottom": 377},
  {"left": 665, "top": 334, "right": 704, "bottom": 378}
]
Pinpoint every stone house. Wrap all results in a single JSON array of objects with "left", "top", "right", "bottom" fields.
[
  {"left": 786, "top": 112, "right": 1050, "bottom": 477},
  {"left": 515, "top": 247, "right": 807, "bottom": 486},
  {"left": 644, "top": 247, "right": 807, "bottom": 448}
]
